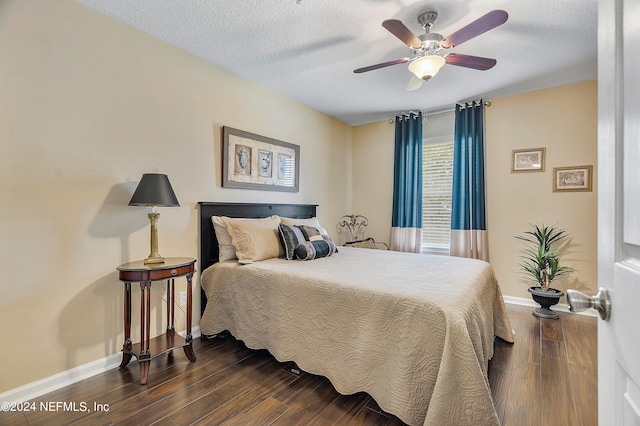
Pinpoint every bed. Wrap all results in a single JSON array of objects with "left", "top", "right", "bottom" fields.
[{"left": 198, "top": 202, "right": 514, "bottom": 426}]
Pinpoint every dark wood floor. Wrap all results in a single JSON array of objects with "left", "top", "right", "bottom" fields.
[
  {"left": 490, "top": 304, "right": 598, "bottom": 426},
  {"left": 1, "top": 304, "right": 597, "bottom": 426}
]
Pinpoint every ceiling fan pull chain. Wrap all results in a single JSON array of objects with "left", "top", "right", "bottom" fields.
[{"left": 422, "top": 89, "right": 429, "bottom": 126}]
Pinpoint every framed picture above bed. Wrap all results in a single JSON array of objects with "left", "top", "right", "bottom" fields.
[
  {"left": 511, "top": 147, "right": 545, "bottom": 173},
  {"left": 222, "top": 126, "right": 300, "bottom": 192}
]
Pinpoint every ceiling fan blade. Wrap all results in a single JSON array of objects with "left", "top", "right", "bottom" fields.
[
  {"left": 445, "top": 53, "right": 497, "bottom": 70},
  {"left": 354, "top": 58, "right": 409, "bottom": 73},
  {"left": 442, "top": 10, "right": 508, "bottom": 49},
  {"left": 406, "top": 74, "right": 423, "bottom": 91},
  {"left": 382, "top": 20, "right": 422, "bottom": 49}
]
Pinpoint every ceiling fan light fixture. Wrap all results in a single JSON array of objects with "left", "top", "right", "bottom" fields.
[{"left": 408, "top": 55, "right": 445, "bottom": 80}]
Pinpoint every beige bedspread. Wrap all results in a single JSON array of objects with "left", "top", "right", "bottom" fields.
[{"left": 200, "top": 247, "right": 513, "bottom": 426}]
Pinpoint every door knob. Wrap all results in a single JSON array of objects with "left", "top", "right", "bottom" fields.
[{"left": 566, "top": 287, "right": 611, "bottom": 321}]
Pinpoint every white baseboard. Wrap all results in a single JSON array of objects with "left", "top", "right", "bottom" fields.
[
  {"left": 503, "top": 295, "right": 598, "bottom": 317},
  {"left": 0, "top": 353, "right": 123, "bottom": 403},
  {"left": 0, "top": 326, "right": 201, "bottom": 403}
]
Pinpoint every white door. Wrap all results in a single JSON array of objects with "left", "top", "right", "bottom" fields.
[{"left": 598, "top": 0, "right": 640, "bottom": 423}]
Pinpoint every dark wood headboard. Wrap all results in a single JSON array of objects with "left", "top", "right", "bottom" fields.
[{"left": 198, "top": 202, "right": 318, "bottom": 314}]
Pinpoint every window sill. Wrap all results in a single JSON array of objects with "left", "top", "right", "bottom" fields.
[{"left": 421, "top": 246, "right": 450, "bottom": 256}]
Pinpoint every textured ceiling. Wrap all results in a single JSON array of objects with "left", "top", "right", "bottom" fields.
[{"left": 74, "top": 0, "right": 597, "bottom": 126}]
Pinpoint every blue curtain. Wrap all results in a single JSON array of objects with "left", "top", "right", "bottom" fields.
[
  {"left": 390, "top": 112, "right": 423, "bottom": 252},
  {"left": 450, "top": 102, "right": 489, "bottom": 260}
]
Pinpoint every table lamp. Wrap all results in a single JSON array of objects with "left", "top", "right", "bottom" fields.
[{"left": 129, "top": 173, "right": 180, "bottom": 264}]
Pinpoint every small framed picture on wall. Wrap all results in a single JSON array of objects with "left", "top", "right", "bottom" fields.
[
  {"left": 553, "top": 165, "right": 593, "bottom": 192},
  {"left": 511, "top": 147, "right": 546, "bottom": 173}
]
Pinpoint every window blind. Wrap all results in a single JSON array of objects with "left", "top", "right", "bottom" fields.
[{"left": 422, "top": 140, "right": 454, "bottom": 251}]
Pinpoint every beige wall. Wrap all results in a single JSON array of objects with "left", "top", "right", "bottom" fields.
[
  {"left": 351, "top": 120, "right": 394, "bottom": 242},
  {"left": 0, "top": 0, "right": 351, "bottom": 392},
  {"left": 486, "top": 81, "right": 598, "bottom": 300},
  {"left": 353, "top": 81, "right": 598, "bottom": 300}
]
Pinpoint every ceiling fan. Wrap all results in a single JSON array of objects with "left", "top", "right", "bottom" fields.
[{"left": 354, "top": 9, "right": 508, "bottom": 91}]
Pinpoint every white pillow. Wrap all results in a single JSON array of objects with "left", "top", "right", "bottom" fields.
[
  {"left": 279, "top": 216, "right": 328, "bottom": 235},
  {"left": 211, "top": 216, "right": 237, "bottom": 262}
]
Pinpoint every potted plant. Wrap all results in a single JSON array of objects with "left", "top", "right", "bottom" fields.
[{"left": 515, "top": 224, "right": 575, "bottom": 319}]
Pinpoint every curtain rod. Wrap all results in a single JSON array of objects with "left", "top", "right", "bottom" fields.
[
  {"left": 391, "top": 100, "right": 491, "bottom": 122},
  {"left": 428, "top": 100, "right": 491, "bottom": 116},
  {"left": 459, "top": 100, "right": 491, "bottom": 109},
  {"left": 393, "top": 111, "right": 422, "bottom": 122}
]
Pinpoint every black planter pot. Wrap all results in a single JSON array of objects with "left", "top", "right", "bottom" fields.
[{"left": 528, "top": 287, "right": 564, "bottom": 319}]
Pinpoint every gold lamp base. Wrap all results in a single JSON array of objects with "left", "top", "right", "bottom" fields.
[
  {"left": 144, "top": 255, "right": 165, "bottom": 265},
  {"left": 144, "top": 212, "right": 165, "bottom": 264}
]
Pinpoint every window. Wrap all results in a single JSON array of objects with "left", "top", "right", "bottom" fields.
[{"left": 422, "top": 136, "right": 454, "bottom": 254}]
